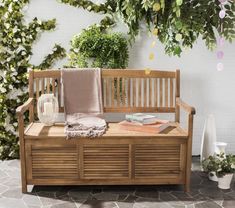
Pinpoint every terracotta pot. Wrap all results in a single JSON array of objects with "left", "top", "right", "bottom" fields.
[
  {"left": 218, "top": 173, "right": 233, "bottom": 189},
  {"left": 209, "top": 171, "right": 218, "bottom": 182}
]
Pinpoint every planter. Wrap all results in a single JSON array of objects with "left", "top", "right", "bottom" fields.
[
  {"left": 215, "top": 142, "right": 227, "bottom": 154},
  {"left": 218, "top": 173, "right": 233, "bottom": 189},
  {"left": 209, "top": 171, "right": 218, "bottom": 182}
]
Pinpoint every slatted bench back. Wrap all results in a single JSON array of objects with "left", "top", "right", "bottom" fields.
[{"left": 29, "top": 69, "right": 180, "bottom": 115}]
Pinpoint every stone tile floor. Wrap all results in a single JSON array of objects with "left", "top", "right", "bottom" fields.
[{"left": 0, "top": 157, "right": 235, "bottom": 208}]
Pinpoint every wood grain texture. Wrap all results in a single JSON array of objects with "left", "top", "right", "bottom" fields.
[
  {"left": 17, "top": 68, "right": 195, "bottom": 193},
  {"left": 175, "top": 69, "right": 180, "bottom": 122}
]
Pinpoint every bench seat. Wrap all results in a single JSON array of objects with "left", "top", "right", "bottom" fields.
[{"left": 24, "top": 122, "right": 188, "bottom": 139}]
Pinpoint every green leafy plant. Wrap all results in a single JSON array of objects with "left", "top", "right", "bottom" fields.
[
  {"left": 0, "top": 0, "right": 66, "bottom": 160},
  {"left": 202, "top": 153, "right": 235, "bottom": 178},
  {"left": 67, "top": 25, "right": 129, "bottom": 68},
  {"left": 61, "top": 0, "right": 235, "bottom": 56},
  {"left": 202, "top": 154, "right": 220, "bottom": 177}
]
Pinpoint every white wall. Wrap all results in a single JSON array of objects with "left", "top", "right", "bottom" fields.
[{"left": 26, "top": 0, "right": 235, "bottom": 155}]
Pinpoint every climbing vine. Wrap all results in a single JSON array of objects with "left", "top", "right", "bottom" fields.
[
  {"left": 61, "top": 0, "right": 235, "bottom": 56},
  {"left": 0, "top": 0, "right": 66, "bottom": 159}
]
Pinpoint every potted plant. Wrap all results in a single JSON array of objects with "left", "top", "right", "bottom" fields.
[
  {"left": 202, "top": 154, "right": 220, "bottom": 181},
  {"left": 216, "top": 153, "right": 235, "bottom": 189},
  {"left": 202, "top": 153, "right": 235, "bottom": 189}
]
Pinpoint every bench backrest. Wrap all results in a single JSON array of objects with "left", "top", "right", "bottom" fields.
[{"left": 29, "top": 69, "right": 180, "bottom": 116}]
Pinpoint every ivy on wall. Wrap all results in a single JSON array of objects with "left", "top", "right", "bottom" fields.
[
  {"left": 61, "top": 0, "right": 235, "bottom": 56},
  {"left": 0, "top": 0, "right": 66, "bottom": 160}
]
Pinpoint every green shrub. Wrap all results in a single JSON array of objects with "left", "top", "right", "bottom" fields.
[{"left": 67, "top": 25, "right": 129, "bottom": 69}]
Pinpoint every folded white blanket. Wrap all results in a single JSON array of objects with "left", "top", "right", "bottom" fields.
[{"left": 65, "top": 113, "right": 107, "bottom": 138}]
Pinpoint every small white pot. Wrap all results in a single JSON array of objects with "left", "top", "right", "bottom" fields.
[
  {"left": 215, "top": 142, "right": 227, "bottom": 154},
  {"left": 209, "top": 171, "right": 218, "bottom": 182},
  {"left": 218, "top": 173, "right": 233, "bottom": 189}
]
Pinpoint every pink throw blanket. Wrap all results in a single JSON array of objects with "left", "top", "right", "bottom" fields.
[{"left": 61, "top": 68, "right": 107, "bottom": 138}]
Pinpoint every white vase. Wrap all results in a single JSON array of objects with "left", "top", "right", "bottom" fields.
[
  {"left": 218, "top": 173, "right": 233, "bottom": 189},
  {"left": 200, "top": 114, "right": 217, "bottom": 162},
  {"left": 209, "top": 171, "right": 218, "bottom": 182}
]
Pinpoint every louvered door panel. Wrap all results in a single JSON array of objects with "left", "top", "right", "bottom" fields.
[
  {"left": 83, "top": 145, "right": 129, "bottom": 179},
  {"left": 30, "top": 146, "right": 78, "bottom": 179},
  {"left": 135, "top": 144, "right": 184, "bottom": 179}
]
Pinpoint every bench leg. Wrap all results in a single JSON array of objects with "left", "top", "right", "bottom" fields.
[
  {"left": 184, "top": 183, "right": 190, "bottom": 193},
  {"left": 22, "top": 183, "right": 27, "bottom": 193}
]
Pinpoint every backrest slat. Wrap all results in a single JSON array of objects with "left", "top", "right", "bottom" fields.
[
  {"left": 149, "top": 78, "right": 153, "bottom": 107},
  {"left": 159, "top": 78, "right": 163, "bottom": 107},
  {"left": 36, "top": 78, "right": 39, "bottom": 100},
  {"left": 127, "top": 78, "right": 131, "bottom": 107},
  {"left": 138, "top": 79, "right": 141, "bottom": 107},
  {"left": 154, "top": 78, "right": 158, "bottom": 107},
  {"left": 52, "top": 78, "right": 56, "bottom": 96},
  {"left": 29, "top": 69, "right": 179, "bottom": 116},
  {"left": 46, "top": 78, "right": 50, "bottom": 94},
  {"left": 117, "top": 77, "right": 120, "bottom": 107},
  {"left": 132, "top": 78, "right": 136, "bottom": 107},
  {"left": 111, "top": 78, "right": 115, "bottom": 107},
  {"left": 170, "top": 78, "right": 174, "bottom": 107},
  {"left": 144, "top": 78, "right": 147, "bottom": 107},
  {"left": 121, "top": 78, "right": 125, "bottom": 106},
  {"left": 165, "top": 78, "right": 169, "bottom": 107},
  {"left": 41, "top": 78, "right": 45, "bottom": 94}
]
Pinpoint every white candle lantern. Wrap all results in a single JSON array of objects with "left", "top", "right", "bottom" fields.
[{"left": 37, "top": 94, "right": 59, "bottom": 126}]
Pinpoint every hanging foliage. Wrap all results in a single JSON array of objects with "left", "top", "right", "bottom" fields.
[
  {"left": 61, "top": 0, "right": 235, "bottom": 56},
  {"left": 67, "top": 25, "right": 129, "bottom": 69},
  {"left": 0, "top": 0, "right": 66, "bottom": 160}
]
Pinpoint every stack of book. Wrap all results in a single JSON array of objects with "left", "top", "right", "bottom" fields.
[{"left": 118, "top": 113, "right": 170, "bottom": 133}]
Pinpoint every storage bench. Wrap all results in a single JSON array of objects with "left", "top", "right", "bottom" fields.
[{"left": 16, "top": 69, "right": 195, "bottom": 193}]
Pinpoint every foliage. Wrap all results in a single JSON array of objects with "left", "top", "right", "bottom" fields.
[
  {"left": 202, "top": 153, "right": 235, "bottom": 178},
  {"left": 67, "top": 25, "right": 129, "bottom": 68},
  {"left": 0, "top": 0, "right": 66, "bottom": 160},
  {"left": 202, "top": 154, "right": 220, "bottom": 173},
  {"left": 61, "top": 0, "right": 235, "bottom": 56}
]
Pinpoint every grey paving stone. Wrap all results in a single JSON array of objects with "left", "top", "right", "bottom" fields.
[
  {"left": 195, "top": 201, "right": 221, "bottom": 208},
  {"left": 7, "top": 160, "right": 20, "bottom": 168},
  {"left": 135, "top": 188, "right": 159, "bottom": 199},
  {"left": 93, "top": 192, "right": 119, "bottom": 201},
  {"left": 2, "top": 177, "right": 21, "bottom": 187},
  {"left": 80, "top": 200, "right": 117, "bottom": 208},
  {"left": 51, "top": 202, "right": 77, "bottom": 208},
  {"left": 133, "top": 200, "right": 172, "bottom": 208},
  {"left": 0, "top": 170, "right": 7, "bottom": 178},
  {"left": 0, "top": 197, "right": 27, "bottom": 208},
  {"left": 0, "top": 184, "right": 8, "bottom": 194},
  {"left": 0, "top": 158, "right": 235, "bottom": 208},
  {"left": 27, "top": 206, "right": 41, "bottom": 208},
  {"left": 117, "top": 194, "right": 129, "bottom": 201},
  {"left": 1, "top": 187, "right": 24, "bottom": 199},
  {"left": 199, "top": 186, "right": 224, "bottom": 200},
  {"left": 5, "top": 168, "right": 21, "bottom": 178},
  {"left": 68, "top": 189, "right": 91, "bottom": 201},
  {"left": 116, "top": 201, "right": 134, "bottom": 208},
  {"left": 23, "top": 193, "right": 42, "bottom": 206},
  {"left": 103, "top": 186, "right": 135, "bottom": 195},
  {"left": 222, "top": 199, "right": 235, "bottom": 208}
]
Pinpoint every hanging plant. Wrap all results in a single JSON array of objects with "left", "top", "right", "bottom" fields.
[
  {"left": 0, "top": 0, "right": 66, "bottom": 160},
  {"left": 61, "top": 0, "right": 235, "bottom": 56},
  {"left": 66, "top": 25, "right": 129, "bottom": 68}
]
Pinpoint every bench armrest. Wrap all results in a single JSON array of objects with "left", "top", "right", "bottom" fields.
[
  {"left": 176, "top": 97, "right": 195, "bottom": 115},
  {"left": 16, "top": 98, "right": 34, "bottom": 116}
]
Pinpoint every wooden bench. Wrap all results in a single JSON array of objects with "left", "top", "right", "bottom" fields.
[{"left": 16, "top": 69, "right": 195, "bottom": 193}]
